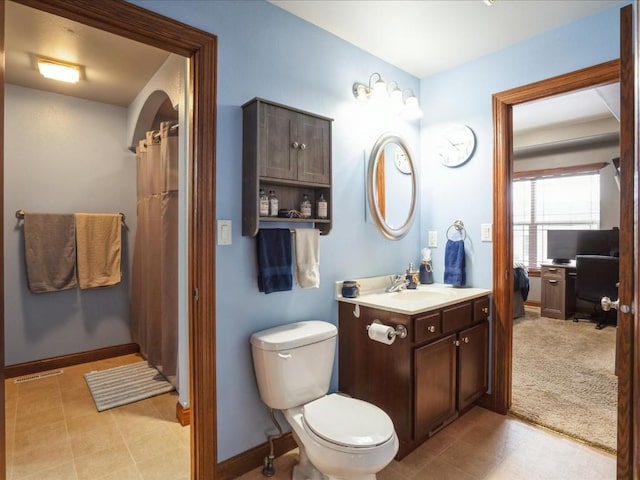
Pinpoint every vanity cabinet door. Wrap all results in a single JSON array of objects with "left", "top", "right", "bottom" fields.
[
  {"left": 259, "top": 103, "right": 299, "bottom": 181},
  {"left": 414, "top": 334, "right": 457, "bottom": 440},
  {"left": 296, "top": 113, "right": 331, "bottom": 184},
  {"left": 457, "top": 321, "right": 489, "bottom": 411}
]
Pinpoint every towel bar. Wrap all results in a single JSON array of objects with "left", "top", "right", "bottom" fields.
[{"left": 15, "top": 210, "right": 126, "bottom": 222}]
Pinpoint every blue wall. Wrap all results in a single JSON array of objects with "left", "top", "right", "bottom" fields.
[
  {"left": 134, "top": 0, "right": 626, "bottom": 462},
  {"left": 420, "top": 3, "right": 626, "bottom": 289},
  {"left": 134, "top": 0, "right": 421, "bottom": 460}
]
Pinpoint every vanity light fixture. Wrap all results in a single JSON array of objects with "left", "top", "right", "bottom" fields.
[
  {"left": 37, "top": 58, "right": 81, "bottom": 84},
  {"left": 352, "top": 73, "right": 422, "bottom": 120},
  {"left": 403, "top": 90, "right": 423, "bottom": 120}
]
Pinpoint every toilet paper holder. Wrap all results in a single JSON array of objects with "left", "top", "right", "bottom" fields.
[{"left": 366, "top": 319, "right": 407, "bottom": 341}]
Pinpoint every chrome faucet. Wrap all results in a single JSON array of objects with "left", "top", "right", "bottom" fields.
[{"left": 386, "top": 274, "right": 408, "bottom": 293}]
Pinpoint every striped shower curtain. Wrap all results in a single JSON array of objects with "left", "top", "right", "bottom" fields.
[{"left": 131, "top": 121, "right": 178, "bottom": 386}]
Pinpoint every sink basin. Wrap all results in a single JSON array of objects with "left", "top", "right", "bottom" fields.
[
  {"left": 389, "top": 289, "right": 454, "bottom": 302},
  {"left": 335, "top": 277, "right": 491, "bottom": 314}
]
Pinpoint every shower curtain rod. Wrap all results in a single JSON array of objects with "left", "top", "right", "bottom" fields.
[
  {"left": 152, "top": 123, "right": 179, "bottom": 140},
  {"left": 15, "top": 210, "right": 126, "bottom": 222}
]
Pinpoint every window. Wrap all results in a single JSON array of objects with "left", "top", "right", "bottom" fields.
[{"left": 513, "top": 163, "right": 604, "bottom": 269}]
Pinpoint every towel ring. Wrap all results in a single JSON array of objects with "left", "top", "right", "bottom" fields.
[{"left": 446, "top": 220, "right": 467, "bottom": 241}]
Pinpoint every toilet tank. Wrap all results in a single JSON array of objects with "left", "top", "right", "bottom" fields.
[{"left": 250, "top": 320, "right": 337, "bottom": 410}]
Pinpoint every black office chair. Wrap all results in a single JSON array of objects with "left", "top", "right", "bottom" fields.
[{"left": 574, "top": 255, "right": 619, "bottom": 329}]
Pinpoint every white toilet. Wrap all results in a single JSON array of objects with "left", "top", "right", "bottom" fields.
[{"left": 250, "top": 320, "right": 398, "bottom": 480}]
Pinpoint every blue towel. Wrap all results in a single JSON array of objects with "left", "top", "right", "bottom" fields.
[
  {"left": 444, "top": 239, "right": 465, "bottom": 286},
  {"left": 256, "top": 229, "right": 293, "bottom": 294}
]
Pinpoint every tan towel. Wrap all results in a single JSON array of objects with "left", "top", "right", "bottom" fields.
[
  {"left": 294, "top": 229, "right": 320, "bottom": 289},
  {"left": 75, "top": 213, "right": 122, "bottom": 289},
  {"left": 23, "top": 213, "right": 77, "bottom": 293}
]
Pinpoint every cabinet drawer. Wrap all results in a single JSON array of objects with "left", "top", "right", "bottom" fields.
[
  {"left": 414, "top": 312, "right": 442, "bottom": 343},
  {"left": 541, "top": 266, "right": 565, "bottom": 279},
  {"left": 442, "top": 302, "right": 472, "bottom": 334},
  {"left": 473, "top": 297, "right": 490, "bottom": 322}
]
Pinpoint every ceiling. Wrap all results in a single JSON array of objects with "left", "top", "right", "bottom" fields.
[
  {"left": 4, "top": 1, "right": 620, "bottom": 130},
  {"left": 270, "top": 0, "right": 621, "bottom": 132},
  {"left": 5, "top": 1, "right": 170, "bottom": 107},
  {"left": 270, "top": 0, "right": 619, "bottom": 79}
]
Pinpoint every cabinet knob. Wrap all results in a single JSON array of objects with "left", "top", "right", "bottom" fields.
[
  {"left": 299, "top": 143, "right": 307, "bottom": 150},
  {"left": 454, "top": 340, "right": 460, "bottom": 346},
  {"left": 427, "top": 325, "right": 435, "bottom": 333},
  {"left": 482, "top": 307, "right": 489, "bottom": 314},
  {"left": 291, "top": 141, "right": 299, "bottom": 149},
  {"left": 463, "top": 337, "right": 469, "bottom": 344}
]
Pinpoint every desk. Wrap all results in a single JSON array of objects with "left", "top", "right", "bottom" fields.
[{"left": 540, "top": 263, "right": 576, "bottom": 319}]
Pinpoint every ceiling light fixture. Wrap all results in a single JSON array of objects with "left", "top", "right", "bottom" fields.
[
  {"left": 483, "top": 0, "right": 496, "bottom": 5},
  {"left": 352, "top": 73, "right": 422, "bottom": 120},
  {"left": 37, "top": 58, "right": 81, "bottom": 84}
]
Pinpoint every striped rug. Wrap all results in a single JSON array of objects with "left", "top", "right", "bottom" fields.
[{"left": 84, "top": 361, "right": 175, "bottom": 412}]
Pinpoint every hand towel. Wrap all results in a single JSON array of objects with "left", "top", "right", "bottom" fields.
[
  {"left": 444, "top": 239, "right": 466, "bottom": 286},
  {"left": 256, "top": 229, "right": 292, "bottom": 294},
  {"left": 294, "top": 229, "right": 320, "bottom": 289},
  {"left": 75, "top": 213, "right": 122, "bottom": 289},
  {"left": 23, "top": 213, "right": 77, "bottom": 293}
]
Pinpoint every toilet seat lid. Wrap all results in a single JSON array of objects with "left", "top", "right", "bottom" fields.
[{"left": 302, "top": 394, "right": 395, "bottom": 448}]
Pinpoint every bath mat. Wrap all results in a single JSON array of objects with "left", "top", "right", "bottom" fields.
[{"left": 84, "top": 360, "right": 175, "bottom": 412}]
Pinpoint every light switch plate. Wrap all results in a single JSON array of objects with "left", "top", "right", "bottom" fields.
[
  {"left": 481, "top": 223, "right": 492, "bottom": 242},
  {"left": 428, "top": 231, "right": 438, "bottom": 248},
  {"left": 217, "top": 220, "right": 232, "bottom": 245}
]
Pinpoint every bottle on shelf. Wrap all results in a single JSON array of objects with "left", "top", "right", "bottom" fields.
[
  {"left": 300, "top": 193, "right": 312, "bottom": 218},
  {"left": 268, "top": 190, "right": 279, "bottom": 217},
  {"left": 259, "top": 188, "right": 269, "bottom": 217},
  {"left": 317, "top": 193, "right": 328, "bottom": 219}
]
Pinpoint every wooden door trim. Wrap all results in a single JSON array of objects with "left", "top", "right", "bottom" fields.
[
  {"left": 3, "top": 1, "right": 218, "bottom": 478},
  {"left": 491, "top": 58, "right": 621, "bottom": 450}
]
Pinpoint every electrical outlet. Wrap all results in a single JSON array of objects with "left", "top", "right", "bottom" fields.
[
  {"left": 481, "top": 223, "right": 492, "bottom": 242},
  {"left": 428, "top": 231, "right": 438, "bottom": 247}
]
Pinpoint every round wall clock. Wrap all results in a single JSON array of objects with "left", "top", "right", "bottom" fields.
[
  {"left": 394, "top": 149, "right": 411, "bottom": 174},
  {"left": 436, "top": 124, "right": 476, "bottom": 167}
]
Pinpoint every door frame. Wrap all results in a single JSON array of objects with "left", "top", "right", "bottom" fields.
[
  {"left": 1, "top": 1, "right": 218, "bottom": 479},
  {"left": 491, "top": 59, "right": 628, "bottom": 471}
]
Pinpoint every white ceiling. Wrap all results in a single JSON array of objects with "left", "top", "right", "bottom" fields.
[
  {"left": 270, "top": 0, "right": 619, "bottom": 79},
  {"left": 271, "top": 0, "right": 621, "bottom": 131},
  {"left": 4, "top": 1, "right": 620, "bottom": 130},
  {"left": 5, "top": 1, "right": 170, "bottom": 107}
]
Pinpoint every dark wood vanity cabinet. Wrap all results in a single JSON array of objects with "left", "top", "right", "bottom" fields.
[
  {"left": 242, "top": 98, "right": 333, "bottom": 236},
  {"left": 338, "top": 295, "right": 490, "bottom": 459}
]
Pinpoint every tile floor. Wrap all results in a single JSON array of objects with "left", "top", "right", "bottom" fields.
[
  {"left": 6, "top": 353, "right": 616, "bottom": 480},
  {"left": 5, "top": 353, "right": 190, "bottom": 480},
  {"left": 237, "top": 406, "right": 616, "bottom": 480}
]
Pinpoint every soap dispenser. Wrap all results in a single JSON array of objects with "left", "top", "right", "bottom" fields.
[
  {"left": 406, "top": 263, "right": 418, "bottom": 289},
  {"left": 420, "top": 248, "right": 434, "bottom": 284}
]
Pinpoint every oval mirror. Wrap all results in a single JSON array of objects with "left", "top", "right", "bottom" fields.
[{"left": 367, "top": 133, "right": 417, "bottom": 240}]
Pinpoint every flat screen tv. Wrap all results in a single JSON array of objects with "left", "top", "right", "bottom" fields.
[{"left": 547, "top": 229, "right": 618, "bottom": 264}]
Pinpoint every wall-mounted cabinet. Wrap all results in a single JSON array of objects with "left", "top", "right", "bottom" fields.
[{"left": 242, "top": 98, "right": 333, "bottom": 236}]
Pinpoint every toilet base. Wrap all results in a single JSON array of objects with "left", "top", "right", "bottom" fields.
[{"left": 291, "top": 436, "right": 376, "bottom": 480}]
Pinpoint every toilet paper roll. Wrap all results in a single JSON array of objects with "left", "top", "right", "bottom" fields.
[{"left": 367, "top": 323, "right": 396, "bottom": 345}]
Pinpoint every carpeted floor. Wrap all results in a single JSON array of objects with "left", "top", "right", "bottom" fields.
[{"left": 511, "top": 307, "right": 617, "bottom": 453}]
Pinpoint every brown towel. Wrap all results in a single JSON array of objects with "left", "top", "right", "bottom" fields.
[
  {"left": 75, "top": 213, "right": 122, "bottom": 289},
  {"left": 23, "top": 213, "right": 77, "bottom": 293}
]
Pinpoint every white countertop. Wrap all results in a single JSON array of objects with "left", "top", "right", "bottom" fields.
[{"left": 335, "top": 276, "right": 491, "bottom": 315}]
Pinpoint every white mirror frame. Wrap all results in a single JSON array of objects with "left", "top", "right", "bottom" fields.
[{"left": 367, "top": 132, "right": 418, "bottom": 240}]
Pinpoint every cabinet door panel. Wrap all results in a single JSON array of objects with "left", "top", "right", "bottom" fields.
[
  {"left": 414, "top": 334, "right": 457, "bottom": 439},
  {"left": 457, "top": 321, "right": 488, "bottom": 411},
  {"left": 260, "top": 104, "right": 298, "bottom": 180},
  {"left": 297, "top": 115, "right": 331, "bottom": 184}
]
